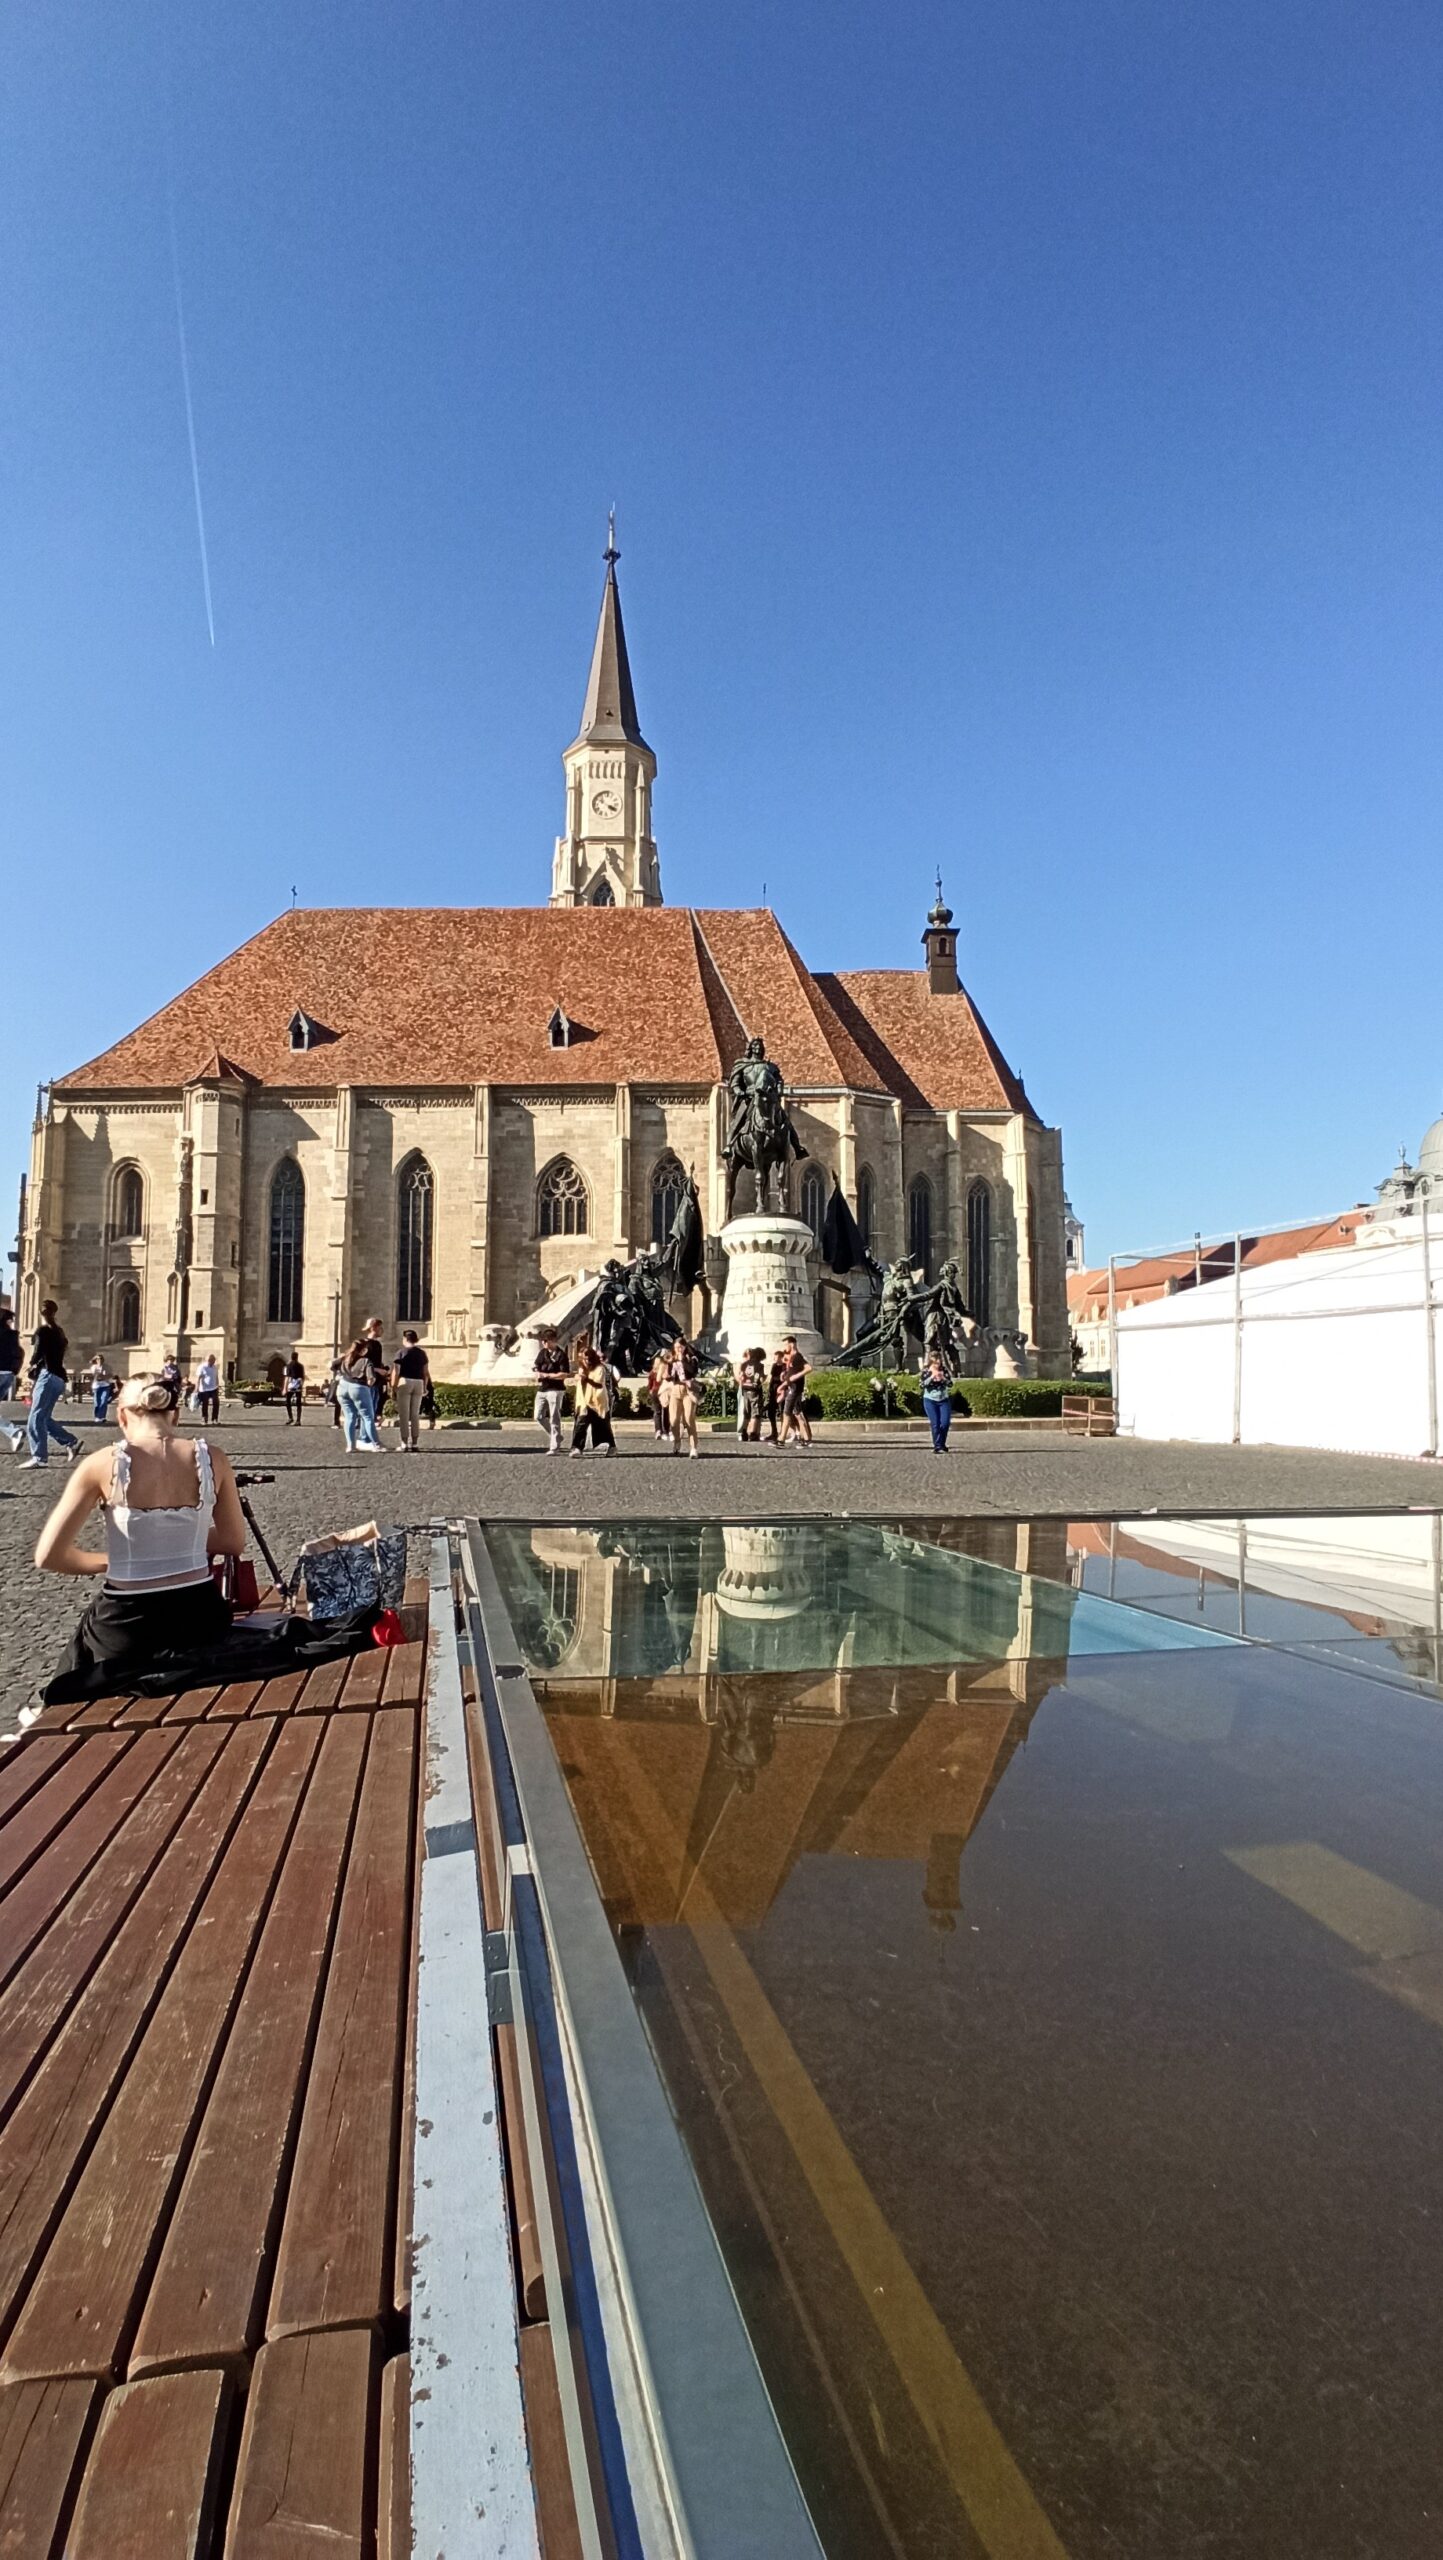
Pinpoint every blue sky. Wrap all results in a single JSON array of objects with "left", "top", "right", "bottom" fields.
[{"left": 3, "top": 1, "right": 1440, "bottom": 1265}]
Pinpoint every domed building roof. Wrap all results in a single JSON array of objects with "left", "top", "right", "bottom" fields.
[{"left": 1418, "top": 1112, "right": 1443, "bottom": 1180}]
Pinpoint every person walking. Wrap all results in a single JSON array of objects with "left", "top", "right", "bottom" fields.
[
  {"left": 646, "top": 1348, "right": 671, "bottom": 1445},
  {"left": 15, "top": 1302, "right": 80, "bottom": 1471},
  {"left": 735, "top": 1347, "right": 765, "bottom": 1444},
  {"left": 533, "top": 1329, "right": 567, "bottom": 1456},
  {"left": 0, "top": 1302, "right": 22, "bottom": 1448},
  {"left": 194, "top": 1353, "right": 221, "bottom": 1426},
  {"left": 361, "top": 1319, "right": 389, "bottom": 1434},
  {"left": 776, "top": 1337, "right": 812, "bottom": 1449},
  {"left": 283, "top": 1351, "right": 305, "bottom": 1424},
  {"left": 160, "top": 1355, "right": 183, "bottom": 1404},
  {"left": 84, "top": 1355, "right": 111, "bottom": 1422},
  {"left": 392, "top": 1330, "right": 431, "bottom": 1452},
  {"left": 336, "top": 1340, "right": 383, "bottom": 1453},
  {"left": 664, "top": 1338, "right": 703, "bottom": 1459},
  {"left": 570, "top": 1336, "right": 616, "bottom": 1457},
  {"left": 765, "top": 1347, "right": 785, "bottom": 1447},
  {"left": 920, "top": 1350, "right": 953, "bottom": 1455}
]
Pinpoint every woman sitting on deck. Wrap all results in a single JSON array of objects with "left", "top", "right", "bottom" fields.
[{"left": 35, "top": 1374, "right": 248, "bottom": 1702}]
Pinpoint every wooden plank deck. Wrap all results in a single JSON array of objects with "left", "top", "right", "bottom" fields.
[
  {"left": 0, "top": 2374, "right": 98, "bottom": 2558},
  {"left": 226, "top": 2328, "right": 376, "bottom": 2559},
  {"left": 131, "top": 1715, "right": 370, "bottom": 2375},
  {"left": 0, "top": 1586, "right": 470, "bottom": 2559},
  {"left": 65, "top": 2369, "right": 230, "bottom": 2560},
  {"left": 267, "top": 1712, "right": 416, "bottom": 2339}
]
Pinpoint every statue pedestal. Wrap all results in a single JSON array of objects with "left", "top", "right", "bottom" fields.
[{"left": 715, "top": 1217, "right": 825, "bottom": 1365}]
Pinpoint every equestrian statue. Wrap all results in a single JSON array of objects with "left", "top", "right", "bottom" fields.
[{"left": 722, "top": 1036, "right": 808, "bottom": 1220}]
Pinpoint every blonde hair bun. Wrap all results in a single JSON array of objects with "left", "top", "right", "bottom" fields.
[{"left": 117, "top": 1376, "right": 178, "bottom": 1417}]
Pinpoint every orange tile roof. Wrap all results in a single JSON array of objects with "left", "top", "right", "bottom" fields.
[
  {"left": 818, "top": 970, "right": 1034, "bottom": 1115},
  {"left": 58, "top": 909, "right": 731, "bottom": 1093},
  {"left": 693, "top": 911, "right": 890, "bottom": 1094},
  {"left": 54, "top": 905, "right": 1037, "bottom": 1117}
]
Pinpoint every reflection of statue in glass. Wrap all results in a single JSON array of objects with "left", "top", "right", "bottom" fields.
[
  {"left": 513, "top": 1554, "right": 580, "bottom": 1669},
  {"left": 716, "top": 1688, "right": 777, "bottom": 1793},
  {"left": 923, "top": 1832, "right": 965, "bottom": 1933},
  {"left": 594, "top": 1523, "right": 703, "bottom": 1675}
]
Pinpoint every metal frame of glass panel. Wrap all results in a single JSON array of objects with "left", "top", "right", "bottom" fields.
[{"left": 460, "top": 1521, "right": 823, "bottom": 2560}]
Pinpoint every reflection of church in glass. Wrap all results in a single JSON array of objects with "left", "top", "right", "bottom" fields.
[{"left": 492, "top": 1518, "right": 1073, "bottom": 1933}]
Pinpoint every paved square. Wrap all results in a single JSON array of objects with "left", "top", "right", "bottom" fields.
[{"left": 3, "top": 1407, "right": 1438, "bottom": 1707}]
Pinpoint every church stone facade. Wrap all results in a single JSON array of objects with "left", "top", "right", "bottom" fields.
[{"left": 20, "top": 545, "right": 1070, "bottom": 1381}]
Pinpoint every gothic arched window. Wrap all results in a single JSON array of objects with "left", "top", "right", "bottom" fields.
[
  {"left": 112, "top": 1279, "right": 142, "bottom": 1345},
  {"left": 651, "top": 1153, "right": 685, "bottom": 1250},
  {"left": 396, "top": 1155, "right": 435, "bottom": 1324},
  {"left": 907, "top": 1176, "right": 933, "bottom": 1278},
  {"left": 967, "top": 1179, "right": 992, "bottom": 1326},
  {"left": 590, "top": 877, "right": 615, "bottom": 907},
  {"left": 267, "top": 1159, "right": 305, "bottom": 1327},
  {"left": 538, "top": 1157, "right": 588, "bottom": 1239},
  {"left": 801, "top": 1165, "right": 826, "bottom": 1244},
  {"left": 111, "top": 1164, "right": 144, "bottom": 1241},
  {"left": 856, "top": 1166, "right": 876, "bottom": 1255}
]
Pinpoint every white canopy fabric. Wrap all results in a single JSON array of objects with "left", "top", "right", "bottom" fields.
[{"left": 1116, "top": 1229, "right": 1443, "bottom": 1458}]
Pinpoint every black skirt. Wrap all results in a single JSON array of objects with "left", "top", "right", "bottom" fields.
[
  {"left": 44, "top": 1579, "right": 233, "bottom": 1706},
  {"left": 43, "top": 1581, "right": 386, "bottom": 1708}
]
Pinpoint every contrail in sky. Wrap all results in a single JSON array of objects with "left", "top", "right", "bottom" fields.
[{"left": 167, "top": 189, "right": 215, "bottom": 647}]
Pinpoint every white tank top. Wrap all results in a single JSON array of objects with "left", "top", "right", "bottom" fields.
[{"left": 105, "top": 1438, "right": 216, "bottom": 1589}]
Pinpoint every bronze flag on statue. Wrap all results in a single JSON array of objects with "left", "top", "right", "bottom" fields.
[{"left": 821, "top": 1174, "right": 869, "bottom": 1276}]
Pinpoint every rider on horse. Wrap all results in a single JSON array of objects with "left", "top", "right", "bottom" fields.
[{"left": 722, "top": 1036, "right": 807, "bottom": 1216}]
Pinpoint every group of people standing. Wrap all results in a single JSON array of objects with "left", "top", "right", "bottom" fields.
[
  {"left": 527, "top": 1329, "right": 815, "bottom": 1457},
  {"left": 533, "top": 1328, "right": 708, "bottom": 1457},
  {"left": 533, "top": 1327, "right": 627, "bottom": 1457},
  {"left": 0, "top": 1299, "right": 227, "bottom": 1469},
  {"left": 328, "top": 1320, "right": 435, "bottom": 1454},
  {"left": 86, "top": 1354, "right": 221, "bottom": 1426},
  {"left": 732, "top": 1339, "right": 813, "bottom": 1449}
]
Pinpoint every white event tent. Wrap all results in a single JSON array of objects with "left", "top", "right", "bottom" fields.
[{"left": 1115, "top": 1226, "right": 1443, "bottom": 1459}]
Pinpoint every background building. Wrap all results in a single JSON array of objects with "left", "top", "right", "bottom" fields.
[{"left": 19, "top": 550, "right": 1070, "bottom": 1381}]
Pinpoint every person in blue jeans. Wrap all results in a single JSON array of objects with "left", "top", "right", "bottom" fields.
[
  {"left": 920, "top": 1350, "right": 953, "bottom": 1456},
  {"left": 17, "top": 1301, "right": 81, "bottom": 1470},
  {"left": 336, "top": 1340, "right": 384, "bottom": 1453},
  {"left": 85, "top": 1356, "right": 114, "bottom": 1422}
]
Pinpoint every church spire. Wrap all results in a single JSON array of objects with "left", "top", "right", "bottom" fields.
[
  {"left": 551, "top": 522, "right": 661, "bottom": 907},
  {"left": 575, "top": 515, "right": 649, "bottom": 751},
  {"left": 922, "top": 873, "right": 959, "bottom": 994}
]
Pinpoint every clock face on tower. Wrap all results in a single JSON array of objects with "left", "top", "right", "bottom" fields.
[{"left": 591, "top": 788, "right": 622, "bottom": 823}]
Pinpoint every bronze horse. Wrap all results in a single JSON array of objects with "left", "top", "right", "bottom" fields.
[{"left": 722, "top": 1036, "right": 808, "bottom": 1220}]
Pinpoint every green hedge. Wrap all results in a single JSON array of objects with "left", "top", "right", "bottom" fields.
[
  {"left": 431, "top": 1372, "right": 1105, "bottom": 1423},
  {"left": 804, "top": 1369, "right": 881, "bottom": 1419},
  {"left": 873, "top": 1374, "right": 1107, "bottom": 1419},
  {"left": 433, "top": 1383, "right": 541, "bottom": 1420}
]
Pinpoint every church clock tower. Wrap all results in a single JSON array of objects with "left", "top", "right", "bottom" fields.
[{"left": 550, "top": 520, "right": 662, "bottom": 908}]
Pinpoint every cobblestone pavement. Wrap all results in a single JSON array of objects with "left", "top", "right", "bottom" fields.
[{"left": 2, "top": 1405, "right": 1439, "bottom": 1704}]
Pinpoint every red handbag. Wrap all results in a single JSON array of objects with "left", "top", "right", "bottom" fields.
[{"left": 212, "top": 1556, "right": 262, "bottom": 1612}]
